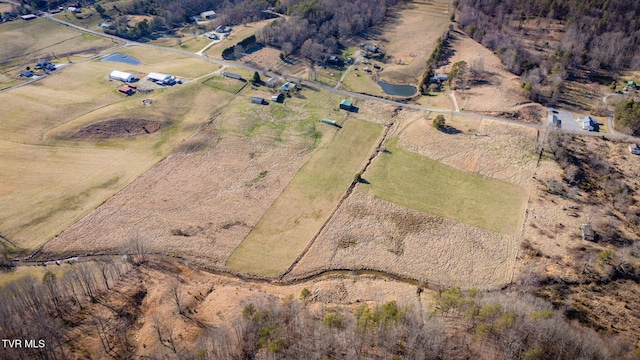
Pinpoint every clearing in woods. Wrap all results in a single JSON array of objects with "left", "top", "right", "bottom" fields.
[
  {"left": 226, "top": 119, "right": 383, "bottom": 276},
  {"left": 341, "top": 0, "right": 451, "bottom": 93},
  {"left": 362, "top": 138, "right": 528, "bottom": 235}
]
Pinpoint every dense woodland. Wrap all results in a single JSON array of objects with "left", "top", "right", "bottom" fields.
[
  {"left": 456, "top": 0, "right": 640, "bottom": 104},
  {"left": 256, "top": 0, "right": 406, "bottom": 61}
]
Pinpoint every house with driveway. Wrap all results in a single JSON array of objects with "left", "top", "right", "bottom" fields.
[{"left": 578, "top": 116, "right": 596, "bottom": 131}]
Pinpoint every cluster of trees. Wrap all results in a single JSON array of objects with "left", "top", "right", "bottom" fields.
[
  {"left": 615, "top": 99, "right": 640, "bottom": 135},
  {"left": 193, "top": 288, "right": 635, "bottom": 359},
  {"left": 0, "top": 257, "right": 137, "bottom": 359},
  {"left": 221, "top": 34, "right": 257, "bottom": 59},
  {"left": 456, "top": 0, "right": 640, "bottom": 104},
  {"left": 418, "top": 35, "right": 449, "bottom": 94},
  {"left": 256, "top": 0, "right": 406, "bottom": 62}
]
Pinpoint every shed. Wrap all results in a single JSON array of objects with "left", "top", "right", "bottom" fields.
[
  {"left": 148, "top": 72, "right": 175, "bottom": 85},
  {"left": 118, "top": 85, "right": 135, "bottom": 95},
  {"left": 628, "top": 81, "right": 637, "bottom": 89},
  {"left": 629, "top": 144, "right": 640, "bottom": 155},
  {"left": 18, "top": 70, "right": 33, "bottom": 77},
  {"left": 251, "top": 96, "right": 266, "bottom": 105},
  {"left": 548, "top": 114, "right": 561, "bottom": 128},
  {"left": 581, "top": 223, "right": 595, "bottom": 242},
  {"left": 21, "top": 14, "right": 36, "bottom": 21},
  {"left": 265, "top": 77, "right": 277, "bottom": 87},
  {"left": 281, "top": 82, "right": 295, "bottom": 91},
  {"left": 222, "top": 72, "right": 242, "bottom": 80},
  {"left": 271, "top": 93, "right": 284, "bottom": 103},
  {"left": 109, "top": 70, "right": 137, "bottom": 83},
  {"left": 201, "top": 10, "right": 216, "bottom": 20},
  {"left": 321, "top": 118, "right": 337, "bottom": 126},
  {"left": 339, "top": 99, "right": 353, "bottom": 111}
]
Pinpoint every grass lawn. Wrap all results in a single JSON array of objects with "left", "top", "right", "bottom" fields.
[
  {"left": 117, "top": 46, "right": 220, "bottom": 79},
  {"left": 226, "top": 119, "right": 383, "bottom": 276},
  {"left": 361, "top": 138, "right": 527, "bottom": 235},
  {"left": 203, "top": 74, "right": 248, "bottom": 94}
]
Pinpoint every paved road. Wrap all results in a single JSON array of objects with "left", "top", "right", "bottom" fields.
[{"left": 5, "top": 12, "right": 640, "bottom": 143}]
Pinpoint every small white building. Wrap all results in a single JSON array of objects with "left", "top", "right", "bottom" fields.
[
  {"left": 148, "top": 72, "right": 175, "bottom": 85},
  {"left": 109, "top": 70, "right": 137, "bottom": 82},
  {"left": 201, "top": 10, "right": 216, "bottom": 20},
  {"left": 629, "top": 144, "right": 640, "bottom": 155},
  {"left": 578, "top": 116, "right": 595, "bottom": 131}
]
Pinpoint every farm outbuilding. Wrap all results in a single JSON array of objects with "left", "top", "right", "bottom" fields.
[
  {"left": 148, "top": 72, "right": 175, "bottom": 85},
  {"left": 271, "top": 93, "right": 284, "bottom": 103},
  {"left": 548, "top": 114, "right": 561, "bottom": 128},
  {"left": 109, "top": 70, "right": 137, "bottom": 83},
  {"left": 21, "top": 14, "right": 36, "bottom": 21},
  {"left": 118, "top": 85, "right": 135, "bottom": 95},
  {"left": 265, "top": 77, "right": 277, "bottom": 87},
  {"left": 251, "top": 96, "right": 266, "bottom": 105},
  {"left": 339, "top": 99, "right": 353, "bottom": 111},
  {"left": 201, "top": 10, "right": 216, "bottom": 20},
  {"left": 222, "top": 72, "right": 242, "bottom": 80},
  {"left": 281, "top": 82, "right": 295, "bottom": 91}
]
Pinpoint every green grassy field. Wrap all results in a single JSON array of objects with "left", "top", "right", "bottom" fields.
[
  {"left": 362, "top": 138, "right": 528, "bottom": 235},
  {"left": 0, "top": 54, "right": 234, "bottom": 250},
  {"left": 226, "top": 119, "right": 383, "bottom": 276}
]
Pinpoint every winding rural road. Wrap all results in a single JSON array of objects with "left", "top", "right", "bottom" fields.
[{"left": 3, "top": 9, "right": 638, "bottom": 145}]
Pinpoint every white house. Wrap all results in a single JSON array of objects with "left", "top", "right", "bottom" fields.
[
  {"left": 201, "top": 10, "right": 216, "bottom": 20},
  {"left": 109, "top": 70, "right": 137, "bottom": 82},
  {"left": 147, "top": 72, "right": 176, "bottom": 85},
  {"left": 578, "top": 116, "right": 595, "bottom": 131}
]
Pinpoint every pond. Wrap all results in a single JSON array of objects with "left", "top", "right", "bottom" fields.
[
  {"left": 377, "top": 81, "right": 417, "bottom": 97},
  {"left": 100, "top": 53, "right": 141, "bottom": 65}
]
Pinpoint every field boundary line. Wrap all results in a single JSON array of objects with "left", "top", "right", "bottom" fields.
[{"left": 280, "top": 120, "right": 394, "bottom": 279}]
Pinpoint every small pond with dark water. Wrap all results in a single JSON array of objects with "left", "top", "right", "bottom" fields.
[
  {"left": 377, "top": 81, "right": 417, "bottom": 97},
  {"left": 100, "top": 53, "right": 141, "bottom": 65}
]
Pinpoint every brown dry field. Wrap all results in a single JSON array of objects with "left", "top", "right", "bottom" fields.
[
  {"left": 239, "top": 46, "right": 282, "bottom": 72},
  {"left": 0, "top": 3, "right": 15, "bottom": 12},
  {"left": 422, "top": 28, "right": 544, "bottom": 116},
  {"left": 521, "top": 137, "right": 640, "bottom": 272},
  {"left": 40, "top": 132, "right": 310, "bottom": 267},
  {"left": 517, "top": 136, "right": 640, "bottom": 343},
  {"left": 373, "top": 0, "right": 451, "bottom": 85},
  {"left": 287, "top": 110, "right": 540, "bottom": 290}
]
